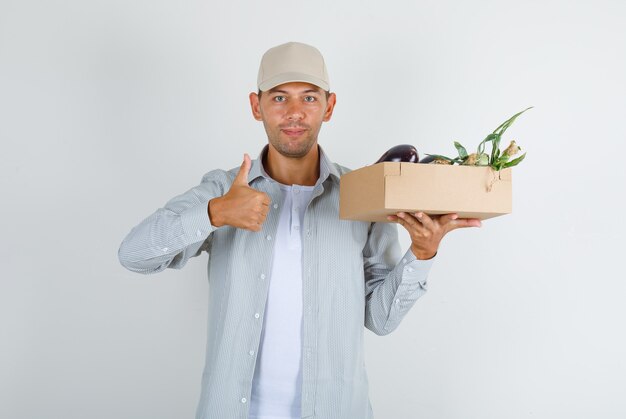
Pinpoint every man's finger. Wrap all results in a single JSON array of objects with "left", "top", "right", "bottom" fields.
[
  {"left": 396, "top": 212, "right": 425, "bottom": 232},
  {"left": 438, "top": 213, "right": 459, "bottom": 233},
  {"left": 439, "top": 213, "right": 459, "bottom": 225},
  {"left": 448, "top": 217, "right": 482, "bottom": 231},
  {"left": 413, "top": 212, "right": 435, "bottom": 230},
  {"left": 233, "top": 153, "right": 251, "bottom": 185}
]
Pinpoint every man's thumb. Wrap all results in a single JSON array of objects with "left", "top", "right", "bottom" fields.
[{"left": 234, "top": 153, "right": 251, "bottom": 185}]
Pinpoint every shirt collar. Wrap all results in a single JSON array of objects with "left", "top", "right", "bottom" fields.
[{"left": 247, "top": 144, "right": 341, "bottom": 185}]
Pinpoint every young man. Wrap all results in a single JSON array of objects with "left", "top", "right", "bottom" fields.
[{"left": 118, "top": 41, "right": 481, "bottom": 419}]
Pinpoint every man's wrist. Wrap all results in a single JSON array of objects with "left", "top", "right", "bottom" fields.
[
  {"left": 208, "top": 197, "right": 225, "bottom": 228},
  {"left": 411, "top": 244, "right": 436, "bottom": 260}
]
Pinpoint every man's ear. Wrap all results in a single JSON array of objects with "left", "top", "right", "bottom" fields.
[
  {"left": 249, "top": 92, "right": 263, "bottom": 121},
  {"left": 322, "top": 92, "right": 337, "bottom": 122}
]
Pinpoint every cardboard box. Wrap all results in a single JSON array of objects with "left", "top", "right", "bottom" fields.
[{"left": 339, "top": 162, "right": 512, "bottom": 222}]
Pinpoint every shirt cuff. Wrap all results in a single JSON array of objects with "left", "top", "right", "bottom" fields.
[
  {"left": 399, "top": 248, "right": 435, "bottom": 285},
  {"left": 180, "top": 200, "right": 216, "bottom": 242}
]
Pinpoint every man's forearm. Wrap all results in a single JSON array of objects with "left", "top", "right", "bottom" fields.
[
  {"left": 118, "top": 170, "right": 229, "bottom": 274},
  {"left": 118, "top": 201, "right": 214, "bottom": 274}
]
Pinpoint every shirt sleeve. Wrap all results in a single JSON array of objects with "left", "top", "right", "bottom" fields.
[
  {"left": 362, "top": 221, "right": 435, "bottom": 335},
  {"left": 117, "top": 169, "right": 230, "bottom": 275}
]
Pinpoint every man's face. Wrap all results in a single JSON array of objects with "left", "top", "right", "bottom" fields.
[{"left": 249, "top": 82, "right": 336, "bottom": 158}]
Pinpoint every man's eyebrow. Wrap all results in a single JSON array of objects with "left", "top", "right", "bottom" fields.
[{"left": 267, "top": 88, "right": 322, "bottom": 95}]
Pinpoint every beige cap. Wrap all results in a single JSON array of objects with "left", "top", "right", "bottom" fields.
[{"left": 257, "top": 42, "right": 329, "bottom": 92}]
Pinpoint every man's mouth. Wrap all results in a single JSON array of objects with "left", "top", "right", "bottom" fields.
[{"left": 281, "top": 128, "right": 307, "bottom": 137}]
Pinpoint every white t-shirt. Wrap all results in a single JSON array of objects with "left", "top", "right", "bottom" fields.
[{"left": 248, "top": 182, "right": 315, "bottom": 419}]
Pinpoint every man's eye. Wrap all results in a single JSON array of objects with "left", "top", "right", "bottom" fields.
[
  {"left": 304, "top": 96, "right": 316, "bottom": 102},
  {"left": 273, "top": 96, "right": 286, "bottom": 102}
]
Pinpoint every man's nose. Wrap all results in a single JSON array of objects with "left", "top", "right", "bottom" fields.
[{"left": 286, "top": 103, "right": 304, "bottom": 120}]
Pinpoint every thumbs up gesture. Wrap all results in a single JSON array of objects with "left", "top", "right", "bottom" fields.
[{"left": 208, "top": 154, "right": 271, "bottom": 231}]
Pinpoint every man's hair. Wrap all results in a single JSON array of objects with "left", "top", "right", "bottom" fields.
[{"left": 258, "top": 89, "right": 330, "bottom": 101}]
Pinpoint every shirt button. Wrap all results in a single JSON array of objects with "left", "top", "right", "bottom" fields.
[
  {"left": 249, "top": 350, "right": 254, "bottom": 356},
  {"left": 196, "top": 230, "right": 202, "bottom": 237},
  {"left": 241, "top": 397, "right": 247, "bottom": 403},
  {"left": 273, "top": 203, "right": 278, "bottom": 209},
  {"left": 395, "top": 299, "right": 400, "bottom": 304},
  {"left": 266, "top": 235, "right": 272, "bottom": 241},
  {"left": 407, "top": 267, "right": 414, "bottom": 273},
  {"left": 260, "top": 273, "right": 266, "bottom": 279},
  {"left": 402, "top": 258, "right": 407, "bottom": 264},
  {"left": 254, "top": 313, "right": 260, "bottom": 319},
  {"left": 306, "top": 230, "right": 311, "bottom": 237},
  {"left": 162, "top": 247, "right": 168, "bottom": 252}
]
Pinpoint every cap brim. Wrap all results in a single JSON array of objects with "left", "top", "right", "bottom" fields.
[{"left": 259, "top": 72, "right": 329, "bottom": 92}]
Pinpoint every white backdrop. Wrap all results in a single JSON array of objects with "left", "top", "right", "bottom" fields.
[{"left": 2, "top": 1, "right": 625, "bottom": 418}]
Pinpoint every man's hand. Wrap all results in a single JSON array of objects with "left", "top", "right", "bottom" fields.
[
  {"left": 208, "top": 154, "right": 271, "bottom": 231},
  {"left": 387, "top": 212, "right": 482, "bottom": 260}
]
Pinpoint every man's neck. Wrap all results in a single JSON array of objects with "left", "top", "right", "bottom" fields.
[{"left": 264, "top": 144, "right": 320, "bottom": 186}]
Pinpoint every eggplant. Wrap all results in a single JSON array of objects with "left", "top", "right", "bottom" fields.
[
  {"left": 419, "top": 155, "right": 437, "bottom": 164},
  {"left": 374, "top": 144, "right": 419, "bottom": 164}
]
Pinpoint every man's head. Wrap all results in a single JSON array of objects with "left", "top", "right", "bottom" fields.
[{"left": 249, "top": 42, "right": 336, "bottom": 159}]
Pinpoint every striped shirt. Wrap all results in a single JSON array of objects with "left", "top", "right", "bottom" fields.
[{"left": 118, "top": 144, "right": 434, "bottom": 419}]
